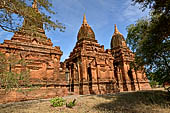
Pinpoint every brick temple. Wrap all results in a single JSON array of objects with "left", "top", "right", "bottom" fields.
[
  {"left": 0, "top": 1, "right": 151, "bottom": 103},
  {"left": 0, "top": 1, "right": 63, "bottom": 84},
  {"left": 64, "top": 15, "right": 150, "bottom": 94}
]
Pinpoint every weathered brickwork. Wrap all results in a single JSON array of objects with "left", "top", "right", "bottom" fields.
[
  {"left": 64, "top": 15, "right": 118, "bottom": 95},
  {"left": 0, "top": 1, "right": 63, "bottom": 83},
  {"left": 65, "top": 15, "right": 151, "bottom": 94},
  {"left": 111, "top": 25, "right": 151, "bottom": 91},
  {"left": 0, "top": 2, "right": 151, "bottom": 103}
]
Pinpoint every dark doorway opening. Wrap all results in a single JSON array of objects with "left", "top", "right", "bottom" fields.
[
  {"left": 88, "top": 67, "right": 94, "bottom": 94},
  {"left": 113, "top": 62, "right": 119, "bottom": 88},
  {"left": 128, "top": 69, "right": 135, "bottom": 91},
  {"left": 71, "top": 65, "right": 74, "bottom": 92}
]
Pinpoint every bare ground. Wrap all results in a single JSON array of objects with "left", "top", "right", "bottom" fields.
[{"left": 0, "top": 90, "right": 170, "bottom": 113}]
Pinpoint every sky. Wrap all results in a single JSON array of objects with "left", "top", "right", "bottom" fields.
[{"left": 0, "top": 0, "right": 149, "bottom": 61}]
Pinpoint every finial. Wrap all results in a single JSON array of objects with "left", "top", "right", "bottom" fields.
[
  {"left": 114, "top": 24, "right": 122, "bottom": 35},
  {"left": 114, "top": 24, "right": 118, "bottom": 34},
  {"left": 83, "top": 14, "right": 88, "bottom": 25},
  {"left": 32, "top": 0, "right": 38, "bottom": 12}
]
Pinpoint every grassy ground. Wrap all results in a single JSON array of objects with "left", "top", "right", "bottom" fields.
[{"left": 0, "top": 90, "right": 170, "bottom": 113}]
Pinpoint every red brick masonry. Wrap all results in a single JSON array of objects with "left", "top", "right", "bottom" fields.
[{"left": 0, "top": 15, "right": 151, "bottom": 104}]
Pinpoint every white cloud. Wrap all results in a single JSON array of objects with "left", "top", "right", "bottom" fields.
[{"left": 121, "top": 0, "right": 149, "bottom": 23}]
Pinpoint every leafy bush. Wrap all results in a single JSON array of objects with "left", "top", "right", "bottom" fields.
[
  {"left": 50, "top": 97, "right": 65, "bottom": 107},
  {"left": 149, "top": 80, "right": 159, "bottom": 88},
  {"left": 66, "top": 99, "right": 76, "bottom": 108},
  {"left": 0, "top": 52, "right": 30, "bottom": 91}
]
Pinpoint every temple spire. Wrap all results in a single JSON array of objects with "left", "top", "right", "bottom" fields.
[
  {"left": 114, "top": 24, "right": 122, "bottom": 35},
  {"left": 32, "top": 0, "right": 38, "bottom": 12},
  {"left": 83, "top": 14, "right": 88, "bottom": 25},
  {"left": 77, "top": 14, "right": 95, "bottom": 41}
]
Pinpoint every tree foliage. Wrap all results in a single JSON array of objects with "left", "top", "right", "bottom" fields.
[
  {"left": 0, "top": 0, "right": 65, "bottom": 34},
  {"left": 126, "top": 0, "right": 170, "bottom": 84},
  {"left": 0, "top": 52, "right": 30, "bottom": 91}
]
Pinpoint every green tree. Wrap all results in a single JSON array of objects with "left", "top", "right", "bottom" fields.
[
  {"left": 0, "top": 52, "right": 30, "bottom": 91},
  {"left": 131, "top": 0, "right": 170, "bottom": 40},
  {"left": 0, "top": 0, "right": 65, "bottom": 34},
  {"left": 126, "top": 0, "right": 170, "bottom": 84}
]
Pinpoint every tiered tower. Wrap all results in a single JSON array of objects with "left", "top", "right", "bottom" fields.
[
  {"left": 111, "top": 25, "right": 151, "bottom": 91},
  {"left": 65, "top": 15, "right": 117, "bottom": 95},
  {"left": 0, "top": 0, "right": 62, "bottom": 83}
]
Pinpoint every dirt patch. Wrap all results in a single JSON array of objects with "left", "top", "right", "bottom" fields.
[{"left": 0, "top": 90, "right": 170, "bottom": 113}]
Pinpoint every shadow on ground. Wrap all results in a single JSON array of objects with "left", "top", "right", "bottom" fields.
[
  {"left": 0, "top": 100, "right": 49, "bottom": 113},
  {"left": 94, "top": 90, "right": 170, "bottom": 113}
]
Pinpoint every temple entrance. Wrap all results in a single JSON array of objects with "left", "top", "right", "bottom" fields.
[
  {"left": 88, "top": 67, "right": 94, "bottom": 94},
  {"left": 79, "top": 81, "right": 83, "bottom": 95},
  {"left": 128, "top": 70, "right": 135, "bottom": 91},
  {"left": 114, "top": 65, "right": 118, "bottom": 82},
  {"left": 71, "top": 65, "right": 74, "bottom": 92},
  {"left": 114, "top": 62, "right": 119, "bottom": 87}
]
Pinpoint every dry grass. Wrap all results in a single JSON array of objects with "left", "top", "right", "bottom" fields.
[{"left": 0, "top": 90, "right": 170, "bottom": 113}]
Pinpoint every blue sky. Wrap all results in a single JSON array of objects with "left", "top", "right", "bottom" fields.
[{"left": 0, "top": 0, "right": 149, "bottom": 61}]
